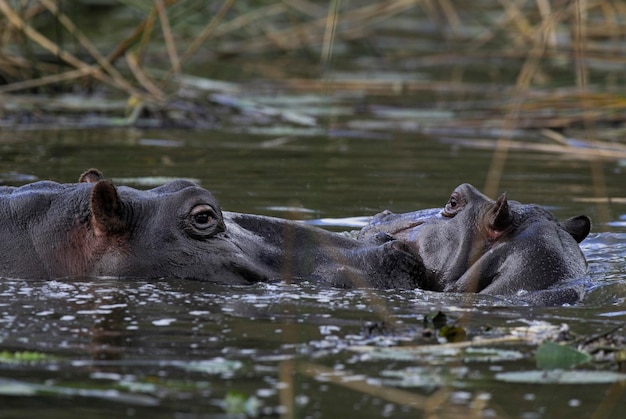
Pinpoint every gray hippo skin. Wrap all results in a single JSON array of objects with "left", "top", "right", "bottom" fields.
[
  {"left": 359, "top": 183, "right": 591, "bottom": 304},
  {"left": 0, "top": 169, "right": 422, "bottom": 288}
]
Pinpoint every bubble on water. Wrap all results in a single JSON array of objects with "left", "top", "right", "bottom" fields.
[
  {"left": 450, "top": 391, "right": 473, "bottom": 404},
  {"left": 90, "top": 372, "right": 122, "bottom": 381},
  {"left": 382, "top": 403, "right": 395, "bottom": 417},
  {"left": 189, "top": 310, "right": 211, "bottom": 316},
  {"left": 77, "top": 309, "right": 112, "bottom": 315},
  {"left": 99, "top": 304, "right": 127, "bottom": 310},
  {"left": 152, "top": 318, "right": 176, "bottom": 326},
  {"left": 256, "top": 388, "right": 275, "bottom": 398},
  {"left": 319, "top": 325, "right": 340, "bottom": 335}
]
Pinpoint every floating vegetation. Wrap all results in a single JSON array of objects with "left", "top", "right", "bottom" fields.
[
  {"left": 495, "top": 370, "right": 626, "bottom": 384},
  {"left": 222, "top": 391, "right": 262, "bottom": 417},
  {"left": 0, "top": 350, "right": 53, "bottom": 363},
  {"left": 349, "top": 336, "right": 526, "bottom": 362},
  {"left": 184, "top": 358, "right": 243, "bottom": 377},
  {"left": 535, "top": 341, "right": 592, "bottom": 370},
  {"left": 0, "top": 377, "right": 160, "bottom": 405}
]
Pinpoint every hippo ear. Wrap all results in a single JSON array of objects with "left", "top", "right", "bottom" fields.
[
  {"left": 562, "top": 215, "right": 591, "bottom": 243},
  {"left": 90, "top": 180, "right": 128, "bottom": 236},
  {"left": 489, "top": 192, "right": 512, "bottom": 231},
  {"left": 79, "top": 168, "right": 104, "bottom": 183}
]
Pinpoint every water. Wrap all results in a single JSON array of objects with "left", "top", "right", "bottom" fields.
[
  {"left": 0, "top": 127, "right": 625, "bottom": 418},
  {"left": 0, "top": 129, "right": 612, "bottom": 220}
]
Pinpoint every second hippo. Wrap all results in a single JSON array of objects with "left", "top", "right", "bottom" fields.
[{"left": 359, "top": 183, "right": 591, "bottom": 304}]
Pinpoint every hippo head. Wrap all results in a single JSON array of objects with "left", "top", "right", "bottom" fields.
[
  {"left": 359, "top": 183, "right": 591, "bottom": 298},
  {"left": 65, "top": 170, "right": 268, "bottom": 283}
]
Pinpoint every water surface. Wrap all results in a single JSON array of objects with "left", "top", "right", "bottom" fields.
[{"left": 0, "top": 127, "right": 625, "bottom": 418}]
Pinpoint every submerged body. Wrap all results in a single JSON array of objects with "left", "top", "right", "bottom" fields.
[
  {"left": 0, "top": 170, "right": 422, "bottom": 288},
  {"left": 359, "top": 183, "right": 591, "bottom": 304}
]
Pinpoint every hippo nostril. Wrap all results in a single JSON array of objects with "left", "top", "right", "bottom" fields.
[{"left": 388, "top": 240, "right": 414, "bottom": 255}]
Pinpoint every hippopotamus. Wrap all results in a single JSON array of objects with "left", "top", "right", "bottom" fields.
[
  {"left": 0, "top": 169, "right": 422, "bottom": 288},
  {"left": 358, "top": 183, "right": 591, "bottom": 304}
]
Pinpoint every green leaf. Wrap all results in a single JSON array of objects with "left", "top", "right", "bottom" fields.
[
  {"left": 0, "top": 351, "right": 51, "bottom": 363},
  {"left": 535, "top": 341, "right": 591, "bottom": 370},
  {"left": 224, "top": 391, "right": 262, "bottom": 417}
]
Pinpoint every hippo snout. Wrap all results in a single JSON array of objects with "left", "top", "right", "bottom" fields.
[{"left": 358, "top": 207, "right": 444, "bottom": 242}]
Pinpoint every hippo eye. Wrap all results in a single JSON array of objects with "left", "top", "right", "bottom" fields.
[
  {"left": 194, "top": 211, "right": 212, "bottom": 225},
  {"left": 190, "top": 205, "right": 217, "bottom": 228},
  {"left": 186, "top": 204, "right": 224, "bottom": 238},
  {"left": 443, "top": 193, "right": 463, "bottom": 217}
]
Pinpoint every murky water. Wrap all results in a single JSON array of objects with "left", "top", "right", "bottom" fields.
[{"left": 1, "top": 126, "right": 625, "bottom": 418}]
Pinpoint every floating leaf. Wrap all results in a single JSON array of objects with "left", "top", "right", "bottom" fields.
[
  {"left": 0, "top": 351, "right": 51, "bottom": 363},
  {"left": 351, "top": 345, "right": 460, "bottom": 361},
  {"left": 463, "top": 347, "right": 525, "bottom": 363},
  {"left": 350, "top": 339, "right": 524, "bottom": 363},
  {"left": 224, "top": 391, "right": 262, "bottom": 417},
  {"left": 185, "top": 358, "right": 243, "bottom": 376},
  {"left": 495, "top": 370, "right": 626, "bottom": 384},
  {"left": 535, "top": 341, "right": 591, "bottom": 370},
  {"left": 380, "top": 366, "right": 468, "bottom": 390},
  {"left": 0, "top": 379, "right": 37, "bottom": 396},
  {"left": 0, "top": 378, "right": 158, "bottom": 405}
]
